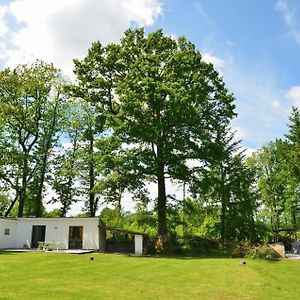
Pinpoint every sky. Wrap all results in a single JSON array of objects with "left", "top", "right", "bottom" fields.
[{"left": 0, "top": 0, "right": 300, "bottom": 212}]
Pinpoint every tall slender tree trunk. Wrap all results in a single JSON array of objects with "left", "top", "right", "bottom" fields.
[
  {"left": 60, "top": 202, "right": 68, "bottom": 217},
  {"left": 220, "top": 162, "right": 226, "bottom": 244},
  {"left": 88, "top": 132, "right": 96, "bottom": 217},
  {"left": 35, "top": 158, "right": 47, "bottom": 217},
  {"left": 156, "top": 138, "right": 168, "bottom": 251},
  {"left": 5, "top": 192, "right": 19, "bottom": 217},
  {"left": 18, "top": 157, "right": 28, "bottom": 217}
]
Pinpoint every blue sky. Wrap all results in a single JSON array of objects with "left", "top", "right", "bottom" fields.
[
  {"left": 149, "top": 0, "right": 300, "bottom": 150},
  {"left": 0, "top": 0, "right": 300, "bottom": 152}
]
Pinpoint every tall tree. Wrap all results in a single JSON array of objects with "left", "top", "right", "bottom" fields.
[
  {"left": 49, "top": 99, "right": 83, "bottom": 217},
  {"left": 32, "top": 82, "right": 65, "bottom": 217},
  {"left": 113, "top": 29, "right": 235, "bottom": 249},
  {"left": 192, "top": 126, "right": 257, "bottom": 243},
  {"left": 0, "top": 61, "right": 64, "bottom": 217},
  {"left": 69, "top": 42, "right": 121, "bottom": 216},
  {"left": 285, "top": 107, "right": 300, "bottom": 230},
  {"left": 74, "top": 29, "right": 235, "bottom": 249}
]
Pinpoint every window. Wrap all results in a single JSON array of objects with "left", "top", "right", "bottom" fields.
[{"left": 4, "top": 228, "right": 10, "bottom": 236}]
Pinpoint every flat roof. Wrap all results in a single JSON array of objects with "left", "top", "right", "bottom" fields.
[
  {"left": 0, "top": 217, "right": 99, "bottom": 221},
  {"left": 104, "top": 225, "right": 148, "bottom": 236}
]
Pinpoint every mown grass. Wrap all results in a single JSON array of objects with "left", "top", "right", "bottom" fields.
[{"left": 0, "top": 251, "right": 299, "bottom": 299}]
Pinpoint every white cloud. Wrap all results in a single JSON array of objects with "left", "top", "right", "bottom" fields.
[
  {"left": 202, "top": 52, "right": 225, "bottom": 69},
  {"left": 275, "top": 0, "right": 300, "bottom": 45},
  {"left": 285, "top": 86, "right": 300, "bottom": 107},
  {"left": 231, "top": 124, "right": 247, "bottom": 141},
  {"left": 0, "top": 0, "right": 162, "bottom": 77},
  {"left": 241, "top": 147, "right": 257, "bottom": 158},
  {"left": 271, "top": 99, "right": 281, "bottom": 109},
  {"left": 0, "top": 5, "right": 8, "bottom": 36}
]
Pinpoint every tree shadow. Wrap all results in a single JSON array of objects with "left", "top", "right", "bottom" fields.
[
  {"left": 0, "top": 249, "right": 37, "bottom": 255},
  {"left": 128, "top": 249, "right": 232, "bottom": 260}
]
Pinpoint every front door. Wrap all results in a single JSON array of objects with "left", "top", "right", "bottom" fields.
[
  {"left": 31, "top": 225, "right": 46, "bottom": 248},
  {"left": 68, "top": 226, "right": 83, "bottom": 249}
]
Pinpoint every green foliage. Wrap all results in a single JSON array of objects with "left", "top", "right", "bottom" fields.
[
  {"left": 230, "top": 242, "right": 253, "bottom": 258},
  {"left": 0, "top": 193, "right": 10, "bottom": 216},
  {"left": 230, "top": 242, "right": 280, "bottom": 260},
  {"left": 0, "top": 61, "right": 65, "bottom": 217},
  {"left": 250, "top": 244, "right": 280, "bottom": 260},
  {"left": 248, "top": 109, "right": 300, "bottom": 242},
  {"left": 75, "top": 28, "right": 236, "bottom": 248},
  {"left": 198, "top": 215, "right": 220, "bottom": 238},
  {"left": 192, "top": 126, "right": 258, "bottom": 243},
  {"left": 44, "top": 209, "right": 61, "bottom": 218}
]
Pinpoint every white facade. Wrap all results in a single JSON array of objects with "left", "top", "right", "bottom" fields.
[
  {"left": 0, "top": 218, "right": 17, "bottom": 249},
  {"left": 0, "top": 217, "right": 99, "bottom": 250}
]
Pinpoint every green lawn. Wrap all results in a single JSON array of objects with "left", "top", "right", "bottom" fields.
[{"left": 0, "top": 251, "right": 299, "bottom": 300}]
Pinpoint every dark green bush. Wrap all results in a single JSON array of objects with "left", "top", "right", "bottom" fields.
[{"left": 230, "top": 242, "right": 252, "bottom": 258}]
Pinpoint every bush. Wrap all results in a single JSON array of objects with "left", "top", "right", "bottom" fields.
[
  {"left": 230, "top": 242, "right": 280, "bottom": 260},
  {"left": 230, "top": 242, "right": 252, "bottom": 258},
  {"left": 169, "top": 236, "right": 219, "bottom": 254},
  {"left": 250, "top": 244, "right": 280, "bottom": 260}
]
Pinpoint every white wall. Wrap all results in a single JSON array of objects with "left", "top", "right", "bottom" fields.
[
  {"left": 0, "top": 218, "right": 17, "bottom": 249},
  {"left": 1, "top": 218, "right": 99, "bottom": 250}
]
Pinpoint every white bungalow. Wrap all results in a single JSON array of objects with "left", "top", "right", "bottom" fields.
[{"left": 0, "top": 217, "right": 145, "bottom": 255}]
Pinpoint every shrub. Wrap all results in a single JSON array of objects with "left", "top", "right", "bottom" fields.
[
  {"left": 169, "top": 236, "right": 219, "bottom": 254},
  {"left": 250, "top": 244, "right": 280, "bottom": 261},
  {"left": 230, "top": 242, "right": 252, "bottom": 258},
  {"left": 230, "top": 242, "right": 280, "bottom": 260}
]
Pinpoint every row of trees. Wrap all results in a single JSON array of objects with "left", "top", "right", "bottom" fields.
[
  {"left": 0, "top": 28, "right": 299, "bottom": 249},
  {"left": 249, "top": 108, "right": 300, "bottom": 241},
  {"left": 104, "top": 107, "right": 300, "bottom": 246}
]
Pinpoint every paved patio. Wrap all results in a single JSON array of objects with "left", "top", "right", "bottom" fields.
[
  {"left": 3, "top": 249, "right": 95, "bottom": 254},
  {"left": 285, "top": 253, "right": 300, "bottom": 260}
]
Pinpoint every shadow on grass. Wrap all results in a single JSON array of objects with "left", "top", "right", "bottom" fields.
[
  {"left": 0, "top": 250, "right": 22, "bottom": 256},
  {"left": 0, "top": 249, "right": 40, "bottom": 255},
  {"left": 126, "top": 248, "right": 282, "bottom": 262},
  {"left": 127, "top": 249, "right": 232, "bottom": 260}
]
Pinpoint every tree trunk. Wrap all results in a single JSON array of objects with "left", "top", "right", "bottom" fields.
[
  {"left": 220, "top": 197, "right": 226, "bottom": 243},
  {"left": 156, "top": 139, "right": 168, "bottom": 251},
  {"left": 35, "top": 156, "right": 47, "bottom": 217},
  {"left": 220, "top": 162, "right": 226, "bottom": 244},
  {"left": 88, "top": 132, "right": 96, "bottom": 217},
  {"left": 18, "top": 188, "right": 25, "bottom": 217},
  {"left": 5, "top": 192, "right": 19, "bottom": 217},
  {"left": 60, "top": 203, "right": 67, "bottom": 217},
  {"left": 18, "top": 157, "right": 29, "bottom": 217}
]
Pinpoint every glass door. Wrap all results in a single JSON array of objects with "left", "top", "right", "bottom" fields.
[
  {"left": 31, "top": 225, "right": 46, "bottom": 248},
  {"left": 68, "top": 226, "right": 83, "bottom": 249}
]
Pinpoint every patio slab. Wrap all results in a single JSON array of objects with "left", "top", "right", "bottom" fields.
[{"left": 2, "top": 249, "right": 95, "bottom": 254}]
